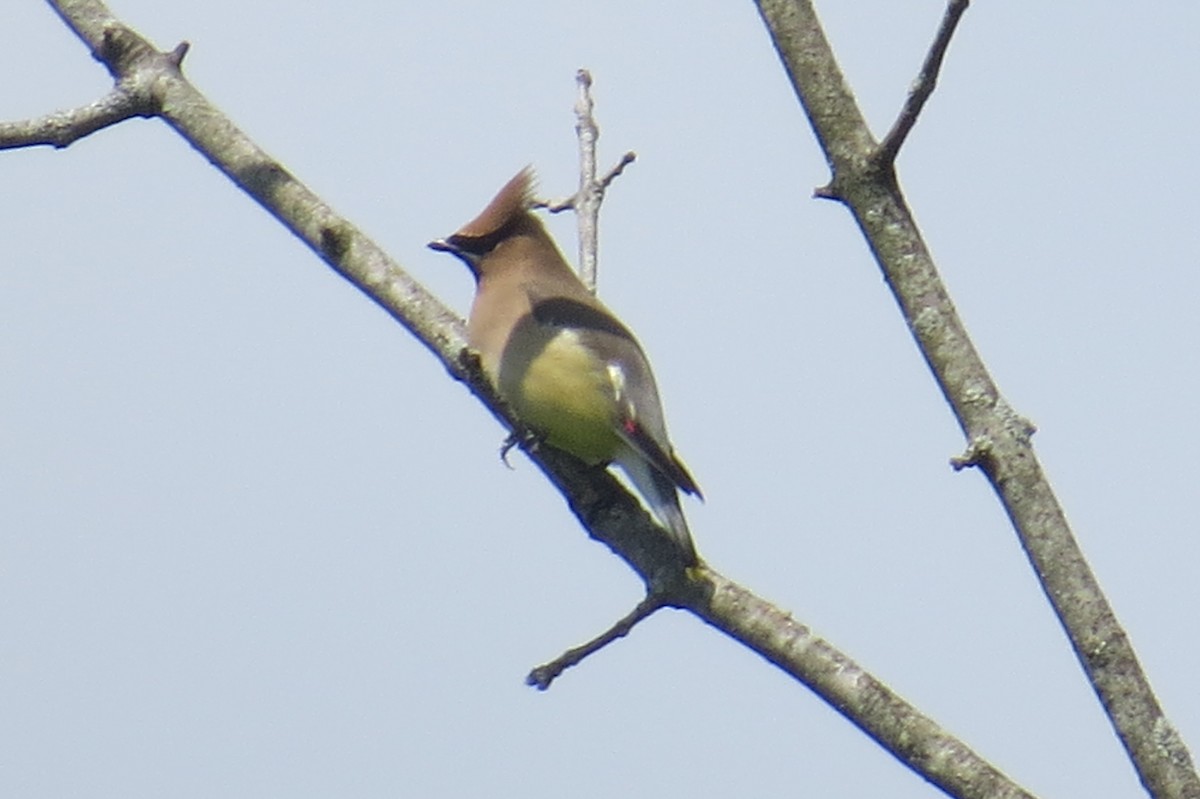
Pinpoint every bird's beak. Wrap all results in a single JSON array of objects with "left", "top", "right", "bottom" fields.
[{"left": 428, "top": 236, "right": 481, "bottom": 277}]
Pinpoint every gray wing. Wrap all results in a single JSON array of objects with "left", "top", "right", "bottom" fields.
[{"left": 529, "top": 296, "right": 701, "bottom": 497}]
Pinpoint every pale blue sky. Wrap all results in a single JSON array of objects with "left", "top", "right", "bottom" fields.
[{"left": 3, "top": 2, "right": 1198, "bottom": 797}]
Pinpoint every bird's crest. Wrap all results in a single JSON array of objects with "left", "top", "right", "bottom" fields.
[{"left": 451, "top": 166, "right": 537, "bottom": 240}]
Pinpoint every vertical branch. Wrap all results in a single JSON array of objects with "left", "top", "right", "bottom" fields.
[
  {"left": 572, "top": 70, "right": 600, "bottom": 292},
  {"left": 540, "top": 70, "right": 636, "bottom": 294}
]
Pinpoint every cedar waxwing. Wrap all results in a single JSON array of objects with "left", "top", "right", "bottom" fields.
[{"left": 429, "top": 168, "right": 702, "bottom": 565}]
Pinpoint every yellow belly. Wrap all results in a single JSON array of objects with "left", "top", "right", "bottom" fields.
[{"left": 507, "top": 330, "right": 619, "bottom": 464}]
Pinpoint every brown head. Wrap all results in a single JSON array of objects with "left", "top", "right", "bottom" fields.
[{"left": 428, "top": 167, "right": 547, "bottom": 280}]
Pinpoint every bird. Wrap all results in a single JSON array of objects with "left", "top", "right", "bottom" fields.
[{"left": 429, "top": 167, "right": 702, "bottom": 565}]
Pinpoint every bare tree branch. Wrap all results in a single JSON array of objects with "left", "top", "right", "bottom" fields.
[
  {"left": 527, "top": 593, "right": 666, "bottom": 690},
  {"left": 755, "top": 1, "right": 1200, "bottom": 798},
  {"left": 14, "top": 2, "right": 1048, "bottom": 797},
  {"left": 568, "top": 69, "right": 602, "bottom": 292},
  {"left": 0, "top": 87, "right": 148, "bottom": 149},
  {"left": 0, "top": 38, "right": 188, "bottom": 150},
  {"left": 533, "top": 70, "right": 635, "bottom": 293},
  {"left": 876, "top": 0, "right": 969, "bottom": 166},
  {"left": 523, "top": 83, "right": 646, "bottom": 684},
  {"left": 598, "top": 150, "right": 636, "bottom": 190}
]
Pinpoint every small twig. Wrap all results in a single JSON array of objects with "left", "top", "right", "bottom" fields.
[
  {"left": 165, "top": 41, "right": 190, "bottom": 67},
  {"left": 876, "top": 0, "right": 969, "bottom": 166},
  {"left": 599, "top": 150, "right": 637, "bottom": 190},
  {"left": 0, "top": 29, "right": 189, "bottom": 151},
  {"left": 0, "top": 86, "right": 150, "bottom": 150},
  {"left": 526, "top": 593, "right": 667, "bottom": 690},
  {"left": 530, "top": 70, "right": 635, "bottom": 293},
  {"left": 539, "top": 149, "right": 634, "bottom": 213},
  {"left": 536, "top": 194, "right": 577, "bottom": 213},
  {"left": 950, "top": 435, "right": 991, "bottom": 471}
]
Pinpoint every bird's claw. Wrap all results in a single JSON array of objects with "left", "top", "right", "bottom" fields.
[{"left": 500, "top": 428, "right": 540, "bottom": 468}]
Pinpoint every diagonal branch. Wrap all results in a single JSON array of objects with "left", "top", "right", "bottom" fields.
[
  {"left": 755, "top": 1, "right": 1199, "bottom": 798},
  {"left": 527, "top": 592, "right": 666, "bottom": 690},
  {"left": 0, "top": 87, "right": 149, "bottom": 149},
  {"left": 24, "top": 3, "right": 1035, "bottom": 798},
  {"left": 0, "top": 40, "right": 187, "bottom": 150},
  {"left": 876, "top": 0, "right": 969, "bottom": 166}
]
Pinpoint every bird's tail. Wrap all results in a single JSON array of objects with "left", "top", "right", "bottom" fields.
[{"left": 616, "top": 452, "right": 699, "bottom": 566}]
